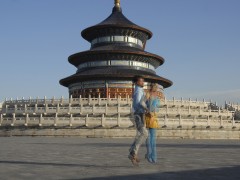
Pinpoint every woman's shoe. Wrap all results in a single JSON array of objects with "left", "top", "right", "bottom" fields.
[{"left": 145, "top": 154, "right": 153, "bottom": 163}]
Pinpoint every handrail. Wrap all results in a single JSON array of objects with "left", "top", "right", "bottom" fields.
[{"left": 3, "top": 97, "right": 211, "bottom": 106}]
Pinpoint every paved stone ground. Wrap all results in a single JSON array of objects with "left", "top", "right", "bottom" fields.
[{"left": 0, "top": 137, "right": 240, "bottom": 180}]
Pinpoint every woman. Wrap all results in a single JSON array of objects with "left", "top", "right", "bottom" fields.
[{"left": 141, "top": 83, "right": 160, "bottom": 163}]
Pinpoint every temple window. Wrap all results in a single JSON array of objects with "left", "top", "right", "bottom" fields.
[{"left": 91, "top": 35, "right": 143, "bottom": 47}]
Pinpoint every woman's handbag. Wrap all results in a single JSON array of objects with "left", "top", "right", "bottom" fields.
[{"left": 144, "top": 112, "right": 159, "bottom": 128}]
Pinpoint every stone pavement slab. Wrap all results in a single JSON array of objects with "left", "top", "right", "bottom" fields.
[{"left": 0, "top": 137, "right": 240, "bottom": 180}]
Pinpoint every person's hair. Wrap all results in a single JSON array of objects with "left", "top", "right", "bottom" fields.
[
  {"left": 146, "top": 83, "right": 159, "bottom": 99},
  {"left": 150, "top": 83, "right": 158, "bottom": 92},
  {"left": 133, "top": 75, "right": 144, "bottom": 83}
]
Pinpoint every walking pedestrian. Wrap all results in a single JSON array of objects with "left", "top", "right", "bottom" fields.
[
  {"left": 128, "top": 76, "right": 149, "bottom": 166},
  {"left": 141, "top": 83, "right": 160, "bottom": 163}
]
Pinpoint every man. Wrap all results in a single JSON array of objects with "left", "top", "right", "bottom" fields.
[{"left": 128, "top": 76, "right": 149, "bottom": 166}]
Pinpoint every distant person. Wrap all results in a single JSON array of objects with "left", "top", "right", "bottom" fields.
[
  {"left": 128, "top": 76, "right": 148, "bottom": 166},
  {"left": 141, "top": 83, "right": 160, "bottom": 163}
]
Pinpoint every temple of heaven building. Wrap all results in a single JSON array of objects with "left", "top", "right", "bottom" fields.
[{"left": 60, "top": 0, "right": 172, "bottom": 99}]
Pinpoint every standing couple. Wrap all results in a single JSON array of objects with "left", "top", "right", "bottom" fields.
[{"left": 128, "top": 76, "right": 160, "bottom": 166}]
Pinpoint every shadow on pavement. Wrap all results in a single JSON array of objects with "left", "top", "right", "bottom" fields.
[{"left": 64, "top": 165, "right": 240, "bottom": 180}]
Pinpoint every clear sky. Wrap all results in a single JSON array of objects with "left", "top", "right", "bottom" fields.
[{"left": 0, "top": 0, "right": 240, "bottom": 106}]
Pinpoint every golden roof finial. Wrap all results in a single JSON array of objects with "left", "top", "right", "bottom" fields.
[{"left": 115, "top": 0, "right": 120, "bottom": 7}]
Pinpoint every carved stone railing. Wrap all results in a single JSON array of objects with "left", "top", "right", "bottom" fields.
[
  {"left": 3, "top": 96, "right": 211, "bottom": 107},
  {"left": 0, "top": 97, "right": 238, "bottom": 129},
  {"left": 0, "top": 102, "right": 2, "bottom": 111},
  {"left": 1, "top": 105, "right": 234, "bottom": 118},
  {"left": 0, "top": 114, "right": 238, "bottom": 129},
  {"left": 226, "top": 103, "right": 240, "bottom": 110}
]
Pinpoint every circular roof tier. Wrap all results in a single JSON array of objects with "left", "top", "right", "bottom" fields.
[
  {"left": 59, "top": 67, "right": 172, "bottom": 88},
  {"left": 68, "top": 49, "right": 164, "bottom": 68},
  {"left": 81, "top": 4, "right": 152, "bottom": 42}
]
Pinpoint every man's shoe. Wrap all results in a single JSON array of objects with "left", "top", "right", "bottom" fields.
[{"left": 128, "top": 152, "right": 139, "bottom": 166}]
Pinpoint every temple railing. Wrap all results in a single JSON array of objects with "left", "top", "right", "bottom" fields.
[
  {"left": 0, "top": 114, "right": 238, "bottom": 129},
  {"left": 0, "top": 97, "right": 237, "bottom": 129},
  {"left": 3, "top": 96, "right": 211, "bottom": 107},
  {"left": 1, "top": 105, "right": 234, "bottom": 118},
  {"left": 227, "top": 103, "right": 240, "bottom": 111},
  {"left": 0, "top": 102, "right": 2, "bottom": 113}
]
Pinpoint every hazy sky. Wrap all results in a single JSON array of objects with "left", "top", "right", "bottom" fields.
[{"left": 0, "top": 0, "right": 240, "bottom": 105}]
